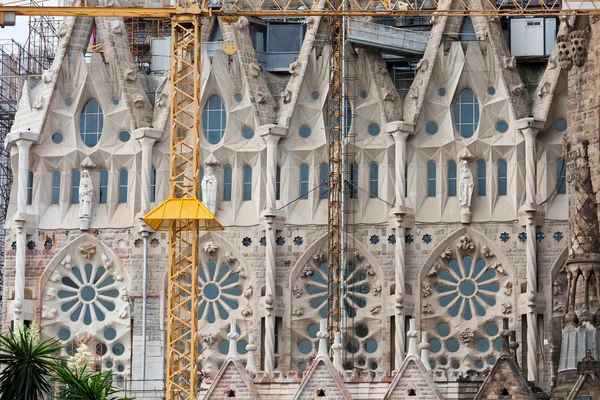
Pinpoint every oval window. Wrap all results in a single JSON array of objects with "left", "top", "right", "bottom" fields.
[
  {"left": 202, "top": 96, "right": 226, "bottom": 145},
  {"left": 455, "top": 89, "right": 480, "bottom": 138},
  {"left": 80, "top": 99, "right": 104, "bottom": 147}
]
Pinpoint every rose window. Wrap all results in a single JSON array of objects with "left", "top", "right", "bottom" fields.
[
  {"left": 58, "top": 264, "right": 119, "bottom": 325},
  {"left": 198, "top": 261, "right": 243, "bottom": 323},
  {"left": 305, "top": 262, "right": 370, "bottom": 318},
  {"left": 422, "top": 235, "right": 513, "bottom": 375},
  {"left": 291, "top": 248, "right": 383, "bottom": 371},
  {"left": 193, "top": 241, "right": 254, "bottom": 375},
  {"left": 436, "top": 257, "right": 500, "bottom": 320},
  {"left": 40, "top": 240, "right": 130, "bottom": 380}
]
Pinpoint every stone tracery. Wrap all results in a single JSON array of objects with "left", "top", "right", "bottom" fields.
[
  {"left": 421, "top": 233, "right": 513, "bottom": 376},
  {"left": 290, "top": 243, "right": 384, "bottom": 372},
  {"left": 196, "top": 235, "right": 255, "bottom": 375},
  {"left": 40, "top": 235, "right": 130, "bottom": 380}
]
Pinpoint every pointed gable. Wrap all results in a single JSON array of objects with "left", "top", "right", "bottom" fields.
[
  {"left": 292, "top": 357, "right": 352, "bottom": 400},
  {"left": 203, "top": 358, "right": 262, "bottom": 400},
  {"left": 383, "top": 356, "right": 443, "bottom": 400},
  {"left": 567, "top": 373, "right": 600, "bottom": 400},
  {"left": 474, "top": 353, "right": 536, "bottom": 400}
]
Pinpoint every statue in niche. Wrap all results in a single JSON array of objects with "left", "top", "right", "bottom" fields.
[
  {"left": 201, "top": 165, "right": 217, "bottom": 214},
  {"left": 459, "top": 160, "right": 474, "bottom": 207},
  {"left": 79, "top": 169, "right": 93, "bottom": 231}
]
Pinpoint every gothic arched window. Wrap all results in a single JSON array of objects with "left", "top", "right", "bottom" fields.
[
  {"left": 52, "top": 171, "right": 60, "bottom": 205},
  {"left": 320, "top": 164, "right": 328, "bottom": 199},
  {"left": 557, "top": 158, "right": 566, "bottom": 195},
  {"left": 243, "top": 166, "right": 252, "bottom": 201},
  {"left": 27, "top": 170, "right": 33, "bottom": 205},
  {"left": 369, "top": 163, "right": 378, "bottom": 198},
  {"left": 477, "top": 160, "right": 486, "bottom": 196},
  {"left": 72, "top": 170, "right": 80, "bottom": 204},
  {"left": 448, "top": 161, "right": 457, "bottom": 197},
  {"left": 300, "top": 164, "right": 309, "bottom": 200},
  {"left": 150, "top": 167, "right": 156, "bottom": 203},
  {"left": 427, "top": 162, "right": 436, "bottom": 197},
  {"left": 118, "top": 169, "right": 128, "bottom": 203},
  {"left": 223, "top": 166, "right": 232, "bottom": 201},
  {"left": 498, "top": 160, "right": 507, "bottom": 196},
  {"left": 99, "top": 169, "right": 108, "bottom": 204},
  {"left": 276, "top": 165, "right": 281, "bottom": 201}
]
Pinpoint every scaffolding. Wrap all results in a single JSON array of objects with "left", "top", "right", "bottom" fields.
[{"left": 0, "top": 14, "right": 60, "bottom": 326}]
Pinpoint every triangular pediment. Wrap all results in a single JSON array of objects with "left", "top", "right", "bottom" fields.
[
  {"left": 204, "top": 358, "right": 262, "bottom": 400},
  {"left": 474, "top": 354, "right": 536, "bottom": 400},
  {"left": 567, "top": 372, "right": 600, "bottom": 400},
  {"left": 292, "top": 357, "right": 352, "bottom": 400},
  {"left": 383, "top": 356, "right": 443, "bottom": 400}
]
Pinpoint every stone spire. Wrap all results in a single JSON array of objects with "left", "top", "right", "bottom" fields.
[
  {"left": 245, "top": 331, "right": 257, "bottom": 375},
  {"left": 420, "top": 331, "right": 431, "bottom": 370},
  {"left": 332, "top": 331, "right": 344, "bottom": 372},
  {"left": 316, "top": 318, "right": 329, "bottom": 359},
  {"left": 227, "top": 321, "right": 240, "bottom": 361},
  {"left": 407, "top": 318, "right": 419, "bottom": 358}
]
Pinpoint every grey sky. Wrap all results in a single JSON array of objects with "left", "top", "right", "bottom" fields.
[{"left": 0, "top": 0, "right": 61, "bottom": 46}]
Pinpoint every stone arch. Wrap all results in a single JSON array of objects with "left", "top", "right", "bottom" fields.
[
  {"left": 288, "top": 234, "right": 386, "bottom": 373},
  {"left": 160, "top": 232, "right": 257, "bottom": 376},
  {"left": 417, "top": 227, "right": 514, "bottom": 284},
  {"left": 417, "top": 227, "right": 514, "bottom": 377},
  {"left": 38, "top": 233, "right": 131, "bottom": 377}
]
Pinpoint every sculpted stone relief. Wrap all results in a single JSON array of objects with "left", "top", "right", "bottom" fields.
[
  {"left": 421, "top": 235, "right": 512, "bottom": 375},
  {"left": 290, "top": 247, "right": 383, "bottom": 373}
]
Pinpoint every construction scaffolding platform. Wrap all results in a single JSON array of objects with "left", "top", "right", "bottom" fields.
[{"left": 347, "top": 19, "right": 430, "bottom": 56}]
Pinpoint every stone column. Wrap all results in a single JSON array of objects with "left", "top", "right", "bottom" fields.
[
  {"left": 15, "top": 139, "right": 33, "bottom": 215},
  {"left": 517, "top": 118, "right": 544, "bottom": 382},
  {"left": 5, "top": 131, "right": 39, "bottom": 325},
  {"left": 263, "top": 214, "right": 277, "bottom": 375},
  {"left": 258, "top": 125, "right": 286, "bottom": 375},
  {"left": 13, "top": 217, "right": 26, "bottom": 324},
  {"left": 386, "top": 121, "right": 413, "bottom": 369},
  {"left": 134, "top": 128, "right": 162, "bottom": 215}
]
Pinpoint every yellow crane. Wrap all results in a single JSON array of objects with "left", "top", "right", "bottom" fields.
[{"left": 0, "top": 0, "right": 596, "bottom": 399}]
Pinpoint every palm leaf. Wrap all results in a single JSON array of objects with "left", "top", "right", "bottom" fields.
[
  {"left": 0, "top": 326, "right": 60, "bottom": 400},
  {"left": 53, "top": 363, "right": 135, "bottom": 400}
]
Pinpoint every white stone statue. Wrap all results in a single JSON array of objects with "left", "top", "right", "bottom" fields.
[
  {"left": 459, "top": 160, "right": 474, "bottom": 207},
  {"left": 201, "top": 166, "right": 218, "bottom": 214},
  {"left": 79, "top": 169, "right": 93, "bottom": 230}
]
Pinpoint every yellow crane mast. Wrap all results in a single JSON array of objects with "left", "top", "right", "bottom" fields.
[{"left": 0, "top": 1, "right": 597, "bottom": 399}]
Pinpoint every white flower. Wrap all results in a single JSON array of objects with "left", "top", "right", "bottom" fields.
[{"left": 68, "top": 343, "right": 93, "bottom": 372}]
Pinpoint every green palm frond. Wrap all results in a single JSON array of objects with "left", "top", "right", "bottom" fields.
[
  {"left": 53, "top": 363, "right": 134, "bottom": 400},
  {"left": 0, "top": 325, "right": 61, "bottom": 400}
]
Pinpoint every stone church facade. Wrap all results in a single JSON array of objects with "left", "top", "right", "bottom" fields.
[{"left": 6, "top": 1, "right": 600, "bottom": 398}]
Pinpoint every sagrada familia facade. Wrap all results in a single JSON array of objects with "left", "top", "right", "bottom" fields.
[{"left": 4, "top": 0, "right": 600, "bottom": 398}]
